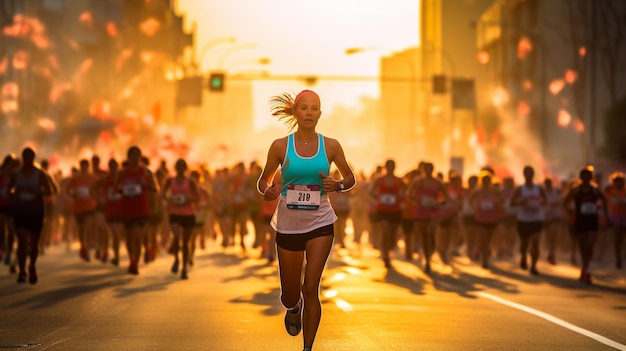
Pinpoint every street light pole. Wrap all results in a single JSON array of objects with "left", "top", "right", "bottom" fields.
[
  {"left": 217, "top": 43, "right": 257, "bottom": 69},
  {"left": 198, "top": 37, "right": 236, "bottom": 72}
]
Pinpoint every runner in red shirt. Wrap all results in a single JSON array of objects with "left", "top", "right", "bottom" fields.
[
  {"left": 97, "top": 158, "right": 124, "bottom": 266},
  {"left": 369, "top": 159, "right": 405, "bottom": 269},
  {"left": 67, "top": 159, "right": 98, "bottom": 262},
  {"left": 162, "top": 159, "right": 199, "bottom": 279},
  {"left": 437, "top": 173, "right": 463, "bottom": 265},
  {"left": 115, "top": 146, "right": 157, "bottom": 275},
  {"left": 470, "top": 172, "right": 505, "bottom": 269},
  {"left": 408, "top": 162, "right": 448, "bottom": 273}
]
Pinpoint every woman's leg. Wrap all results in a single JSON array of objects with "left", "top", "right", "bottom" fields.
[
  {"left": 615, "top": 226, "right": 624, "bottom": 269},
  {"left": 302, "top": 235, "right": 334, "bottom": 350},
  {"left": 277, "top": 246, "right": 305, "bottom": 309},
  {"left": 181, "top": 226, "right": 192, "bottom": 278},
  {"left": 170, "top": 223, "right": 181, "bottom": 272},
  {"left": 15, "top": 228, "right": 28, "bottom": 279}
]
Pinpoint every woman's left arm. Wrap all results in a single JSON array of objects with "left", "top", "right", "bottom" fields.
[{"left": 325, "top": 137, "right": 355, "bottom": 192}]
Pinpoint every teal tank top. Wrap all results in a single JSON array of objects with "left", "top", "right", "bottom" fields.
[{"left": 281, "top": 133, "right": 330, "bottom": 196}]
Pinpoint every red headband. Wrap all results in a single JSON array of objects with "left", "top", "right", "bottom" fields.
[{"left": 294, "top": 90, "right": 319, "bottom": 107}]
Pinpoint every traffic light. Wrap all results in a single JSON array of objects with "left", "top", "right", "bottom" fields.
[
  {"left": 432, "top": 75, "right": 447, "bottom": 94},
  {"left": 208, "top": 72, "right": 225, "bottom": 92}
]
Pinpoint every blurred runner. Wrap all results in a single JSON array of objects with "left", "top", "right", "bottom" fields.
[
  {"left": 543, "top": 177, "right": 563, "bottom": 265},
  {"left": 438, "top": 172, "right": 463, "bottom": 265},
  {"left": 99, "top": 158, "right": 124, "bottom": 266},
  {"left": 67, "top": 159, "right": 98, "bottom": 262},
  {"left": 408, "top": 162, "right": 447, "bottom": 273},
  {"left": 0, "top": 154, "right": 18, "bottom": 272},
  {"left": 606, "top": 172, "right": 626, "bottom": 269},
  {"left": 162, "top": 159, "right": 198, "bottom": 280},
  {"left": 8, "top": 147, "right": 53, "bottom": 284},
  {"left": 470, "top": 172, "right": 505, "bottom": 269},
  {"left": 115, "top": 146, "right": 157, "bottom": 275},
  {"left": 510, "top": 166, "right": 547, "bottom": 275},
  {"left": 370, "top": 159, "right": 405, "bottom": 269},
  {"left": 563, "top": 167, "right": 609, "bottom": 284}
]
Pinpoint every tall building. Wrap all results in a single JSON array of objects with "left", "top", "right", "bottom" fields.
[
  {"left": 475, "top": 0, "right": 626, "bottom": 176},
  {"left": 420, "top": 0, "right": 494, "bottom": 175},
  {"left": 380, "top": 47, "right": 422, "bottom": 168}
]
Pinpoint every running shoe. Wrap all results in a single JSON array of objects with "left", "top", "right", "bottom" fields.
[
  {"left": 9, "top": 262, "right": 16, "bottom": 274},
  {"left": 520, "top": 256, "right": 528, "bottom": 270},
  {"left": 284, "top": 300, "right": 302, "bottom": 336},
  {"left": 17, "top": 272, "right": 27, "bottom": 283},
  {"left": 28, "top": 266, "right": 37, "bottom": 284},
  {"left": 128, "top": 260, "right": 139, "bottom": 275},
  {"left": 171, "top": 260, "right": 179, "bottom": 274},
  {"left": 547, "top": 254, "right": 556, "bottom": 265},
  {"left": 110, "top": 257, "right": 119, "bottom": 267},
  {"left": 181, "top": 270, "right": 188, "bottom": 280},
  {"left": 583, "top": 272, "right": 593, "bottom": 285},
  {"left": 529, "top": 267, "right": 539, "bottom": 276},
  {"left": 424, "top": 262, "right": 431, "bottom": 274},
  {"left": 383, "top": 256, "right": 391, "bottom": 269},
  {"left": 144, "top": 250, "right": 152, "bottom": 264}
]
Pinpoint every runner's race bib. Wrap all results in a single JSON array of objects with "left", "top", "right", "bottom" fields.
[
  {"left": 123, "top": 183, "right": 142, "bottom": 197},
  {"left": 580, "top": 202, "right": 597, "bottom": 215},
  {"left": 286, "top": 185, "right": 321, "bottom": 210},
  {"left": 172, "top": 194, "right": 187, "bottom": 206},
  {"left": 480, "top": 200, "right": 494, "bottom": 211},
  {"left": 379, "top": 193, "right": 397, "bottom": 206},
  {"left": 76, "top": 186, "right": 90, "bottom": 198},
  {"left": 525, "top": 198, "right": 541, "bottom": 211}
]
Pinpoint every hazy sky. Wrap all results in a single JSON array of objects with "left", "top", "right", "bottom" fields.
[{"left": 176, "top": 0, "right": 420, "bottom": 127}]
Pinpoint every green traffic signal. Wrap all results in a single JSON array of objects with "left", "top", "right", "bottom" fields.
[{"left": 208, "top": 73, "right": 225, "bottom": 92}]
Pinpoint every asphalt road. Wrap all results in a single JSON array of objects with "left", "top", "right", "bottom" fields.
[{"left": 1, "top": 236, "right": 625, "bottom": 351}]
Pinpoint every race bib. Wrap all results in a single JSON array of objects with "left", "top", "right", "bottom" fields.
[
  {"left": 107, "top": 188, "right": 122, "bottom": 201},
  {"left": 480, "top": 201, "right": 494, "bottom": 211},
  {"left": 76, "top": 186, "right": 90, "bottom": 198},
  {"left": 526, "top": 199, "right": 541, "bottom": 209},
  {"left": 171, "top": 194, "right": 187, "bottom": 206},
  {"left": 580, "top": 202, "right": 597, "bottom": 215},
  {"left": 123, "top": 183, "right": 142, "bottom": 197},
  {"left": 286, "top": 185, "right": 321, "bottom": 210},
  {"left": 420, "top": 196, "right": 438, "bottom": 208},
  {"left": 379, "top": 193, "right": 397, "bottom": 206}
]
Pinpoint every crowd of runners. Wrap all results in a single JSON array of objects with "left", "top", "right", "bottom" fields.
[{"left": 0, "top": 145, "right": 625, "bottom": 285}]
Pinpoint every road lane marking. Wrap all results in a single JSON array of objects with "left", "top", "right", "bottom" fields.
[{"left": 476, "top": 292, "right": 626, "bottom": 351}]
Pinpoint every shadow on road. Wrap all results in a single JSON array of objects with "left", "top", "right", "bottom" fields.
[{"left": 5, "top": 278, "right": 132, "bottom": 310}]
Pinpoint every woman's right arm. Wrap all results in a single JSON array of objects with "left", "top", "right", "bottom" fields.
[{"left": 257, "top": 139, "right": 284, "bottom": 200}]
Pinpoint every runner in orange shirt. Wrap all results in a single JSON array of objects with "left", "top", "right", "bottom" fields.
[{"left": 67, "top": 159, "right": 98, "bottom": 262}]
